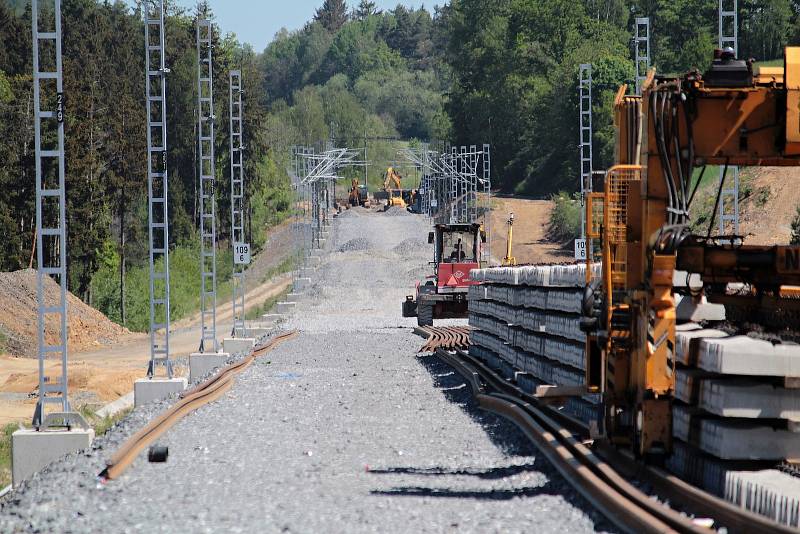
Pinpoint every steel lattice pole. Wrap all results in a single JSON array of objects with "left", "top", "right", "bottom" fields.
[
  {"left": 32, "top": 0, "right": 73, "bottom": 426},
  {"left": 197, "top": 18, "right": 218, "bottom": 352},
  {"left": 229, "top": 70, "right": 246, "bottom": 336},
  {"left": 144, "top": 0, "right": 173, "bottom": 378}
]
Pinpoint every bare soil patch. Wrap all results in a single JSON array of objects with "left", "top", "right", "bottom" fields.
[
  {"left": 0, "top": 269, "right": 129, "bottom": 359},
  {"left": 738, "top": 167, "right": 800, "bottom": 245},
  {"left": 488, "top": 197, "right": 571, "bottom": 265},
  {"left": 0, "top": 221, "right": 295, "bottom": 427}
]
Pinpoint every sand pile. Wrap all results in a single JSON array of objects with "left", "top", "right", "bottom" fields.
[{"left": 0, "top": 269, "right": 129, "bottom": 358}]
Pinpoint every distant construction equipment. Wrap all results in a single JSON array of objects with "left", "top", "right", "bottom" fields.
[
  {"left": 348, "top": 178, "right": 368, "bottom": 207},
  {"left": 383, "top": 166, "right": 403, "bottom": 208},
  {"left": 402, "top": 222, "right": 486, "bottom": 326},
  {"left": 502, "top": 213, "right": 516, "bottom": 266},
  {"left": 382, "top": 166, "right": 413, "bottom": 210}
]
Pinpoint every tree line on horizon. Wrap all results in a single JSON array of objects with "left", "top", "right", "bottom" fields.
[
  {"left": 0, "top": 0, "right": 797, "bottom": 327},
  {"left": 442, "top": 0, "right": 798, "bottom": 194}
]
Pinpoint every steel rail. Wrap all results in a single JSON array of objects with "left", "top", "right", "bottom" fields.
[
  {"left": 452, "top": 348, "right": 796, "bottom": 533},
  {"left": 597, "top": 443, "right": 799, "bottom": 534},
  {"left": 100, "top": 373, "right": 234, "bottom": 480},
  {"left": 100, "top": 330, "right": 298, "bottom": 480},
  {"left": 417, "top": 326, "right": 472, "bottom": 352},
  {"left": 478, "top": 395, "right": 678, "bottom": 534},
  {"left": 455, "top": 349, "right": 587, "bottom": 435},
  {"left": 437, "top": 349, "right": 717, "bottom": 534}
]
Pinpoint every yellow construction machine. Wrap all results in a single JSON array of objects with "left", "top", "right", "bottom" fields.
[
  {"left": 502, "top": 212, "right": 516, "bottom": 266},
  {"left": 581, "top": 47, "right": 800, "bottom": 457},
  {"left": 383, "top": 167, "right": 408, "bottom": 209},
  {"left": 348, "top": 178, "right": 368, "bottom": 207}
]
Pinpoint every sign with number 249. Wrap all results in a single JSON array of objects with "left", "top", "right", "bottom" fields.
[{"left": 234, "top": 242, "right": 251, "bottom": 265}]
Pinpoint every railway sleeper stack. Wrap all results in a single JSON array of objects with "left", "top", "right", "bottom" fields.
[
  {"left": 668, "top": 303, "right": 800, "bottom": 526},
  {"left": 467, "top": 264, "right": 600, "bottom": 424},
  {"left": 467, "top": 265, "right": 800, "bottom": 528}
]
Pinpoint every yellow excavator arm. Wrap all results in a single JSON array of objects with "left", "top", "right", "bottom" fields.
[
  {"left": 383, "top": 167, "right": 407, "bottom": 209},
  {"left": 383, "top": 167, "right": 402, "bottom": 190}
]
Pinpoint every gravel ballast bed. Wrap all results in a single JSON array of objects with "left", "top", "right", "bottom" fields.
[{"left": 0, "top": 211, "right": 609, "bottom": 533}]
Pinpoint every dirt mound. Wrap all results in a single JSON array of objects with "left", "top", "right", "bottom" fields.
[
  {"left": 0, "top": 269, "right": 129, "bottom": 358},
  {"left": 488, "top": 197, "right": 570, "bottom": 265},
  {"left": 2, "top": 362, "right": 140, "bottom": 402}
]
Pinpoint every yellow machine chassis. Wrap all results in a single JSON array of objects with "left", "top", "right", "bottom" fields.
[{"left": 584, "top": 47, "right": 800, "bottom": 456}]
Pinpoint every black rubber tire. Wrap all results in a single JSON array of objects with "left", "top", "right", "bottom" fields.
[{"left": 417, "top": 303, "right": 433, "bottom": 326}]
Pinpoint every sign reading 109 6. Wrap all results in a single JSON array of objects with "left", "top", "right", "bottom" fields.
[
  {"left": 574, "top": 238, "right": 587, "bottom": 261},
  {"left": 234, "top": 242, "right": 251, "bottom": 265}
]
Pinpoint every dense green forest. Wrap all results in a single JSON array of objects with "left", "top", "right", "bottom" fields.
[
  {"left": 0, "top": 0, "right": 798, "bottom": 329},
  {"left": 0, "top": 0, "right": 291, "bottom": 330},
  {"left": 444, "top": 0, "right": 799, "bottom": 193}
]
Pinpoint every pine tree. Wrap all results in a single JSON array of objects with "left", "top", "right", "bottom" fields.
[
  {"left": 354, "top": 0, "right": 380, "bottom": 20},
  {"left": 314, "top": 0, "right": 348, "bottom": 32},
  {"left": 105, "top": 1, "right": 146, "bottom": 324}
]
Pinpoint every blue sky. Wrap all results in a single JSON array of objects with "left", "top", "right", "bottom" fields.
[{"left": 163, "top": 1, "right": 430, "bottom": 52}]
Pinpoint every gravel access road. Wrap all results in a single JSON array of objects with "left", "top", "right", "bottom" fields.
[{"left": 1, "top": 207, "right": 610, "bottom": 533}]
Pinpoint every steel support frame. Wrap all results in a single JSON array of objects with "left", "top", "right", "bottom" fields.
[
  {"left": 229, "top": 70, "right": 245, "bottom": 336},
  {"left": 422, "top": 145, "right": 432, "bottom": 218},
  {"left": 579, "top": 64, "right": 593, "bottom": 242},
  {"left": 196, "top": 18, "right": 218, "bottom": 352},
  {"left": 719, "top": 0, "right": 738, "bottom": 55},
  {"left": 482, "top": 144, "right": 492, "bottom": 263},
  {"left": 297, "top": 146, "right": 314, "bottom": 265},
  {"left": 404, "top": 145, "right": 486, "bottom": 228},
  {"left": 459, "top": 146, "right": 468, "bottom": 224},
  {"left": 469, "top": 145, "right": 478, "bottom": 224},
  {"left": 288, "top": 147, "right": 303, "bottom": 290},
  {"left": 449, "top": 147, "right": 457, "bottom": 224},
  {"left": 634, "top": 18, "right": 650, "bottom": 96},
  {"left": 32, "top": 0, "right": 73, "bottom": 427},
  {"left": 718, "top": 0, "right": 740, "bottom": 236},
  {"left": 145, "top": 0, "right": 173, "bottom": 378}
]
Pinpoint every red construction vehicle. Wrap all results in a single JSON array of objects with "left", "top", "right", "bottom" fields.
[{"left": 402, "top": 223, "right": 485, "bottom": 326}]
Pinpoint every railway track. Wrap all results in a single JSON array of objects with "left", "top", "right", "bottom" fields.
[
  {"left": 100, "top": 331, "right": 298, "bottom": 481},
  {"left": 435, "top": 348, "right": 795, "bottom": 534},
  {"left": 415, "top": 325, "right": 472, "bottom": 352}
]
